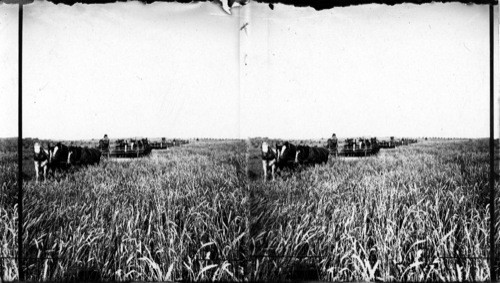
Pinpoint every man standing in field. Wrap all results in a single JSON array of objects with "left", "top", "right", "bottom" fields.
[
  {"left": 327, "top": 133, "right": 338, "bottom": 157},
  {"left": 99, "top": 134, "right": 110, "bottom": 158}
]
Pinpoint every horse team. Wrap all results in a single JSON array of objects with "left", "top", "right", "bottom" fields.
[
  {"left": 33, "top": 142, "right": 101, "bottom": 183},
  {"left": 261, "top": 141, "right": 330, "bottom": 181},
  {"left": 33, "top": 135, "right": 369, "bottom": 183}
]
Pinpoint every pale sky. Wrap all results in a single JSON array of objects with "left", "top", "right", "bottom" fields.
[
  {"left": 241, "top": 3, "right": 496, "bottom": 139},
  {"left": 0, "top": 1, "right": 498, "bottom": 140}
]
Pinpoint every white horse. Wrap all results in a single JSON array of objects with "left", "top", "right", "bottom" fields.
[
  {"left": 33, "top": 142, "right": 50, "bottom": 183},
  {"left": 261, "top": 142, "right": 278, "bottom": 182}
]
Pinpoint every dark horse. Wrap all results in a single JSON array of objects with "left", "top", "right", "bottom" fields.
[
  {"left": 275, "top": 141, "right": 299, "bottom": 170},
  {"left": 295, "top": 145, "right": 329, "bottom": 165},
  {"left": 48, "top": 142, "right": 71, "bottom": 176},
  {"left": 68, "top": 146, "right": 101, "bottom": 167}
]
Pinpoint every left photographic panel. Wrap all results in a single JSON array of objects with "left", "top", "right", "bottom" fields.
[
  {"left": 0, "top": 3, "right": 20, "bottom": 282},
  {"left": 21, "top": 1, "right": 247, "bottom": 281}
]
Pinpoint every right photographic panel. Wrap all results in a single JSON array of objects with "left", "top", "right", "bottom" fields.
[{"left": 242, "top": 2, "right": 497, "bottom": 281}]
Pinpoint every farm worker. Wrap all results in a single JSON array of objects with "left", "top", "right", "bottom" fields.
[
  {"left": 327, "top": 133, "right": 338, "bottom": 157},
  {"left": 101, "top": 134, "right": 110, "bottom": 158},
  {"left": 102, "top": 134, "right": 109, "bottom": 145}
]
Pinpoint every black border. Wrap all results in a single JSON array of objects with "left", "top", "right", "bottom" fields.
[
  {"left": 3, "top": 0, "right": 500, "bottom": 11},
  {"left": 489, "top": 3, "right": 496, "bottom": 282},
  {"left": 3, "top": 0, "right": 499, "bottom": 10},
  {"left": 14, "top": 1, "right": 497, "bottom": 281},
  {"left": 17, "top": 2, "right": 24, "bottom": 282}
]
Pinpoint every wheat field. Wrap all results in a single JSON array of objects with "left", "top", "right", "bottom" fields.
[
  {"left": 248, "top": 138, "right": 498, "bottom": 281},
  {"left": 2, "top": 140, "right": 248, "bottom": 281},
  {"left": 1, "top": 138, "right": 499, "bottom": 281},
  {"left": 0, "top": 147, "right": 19, "bottom": 282}
]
